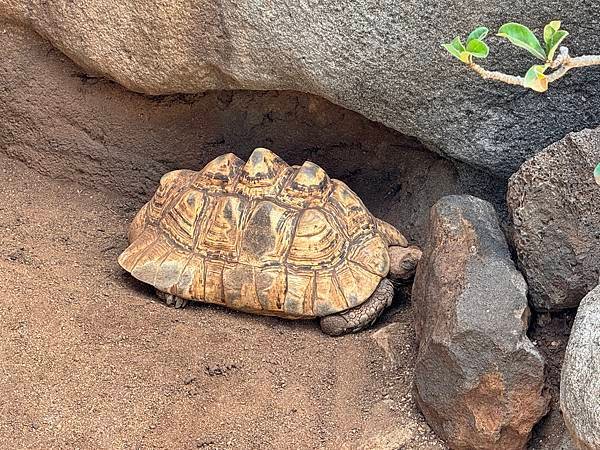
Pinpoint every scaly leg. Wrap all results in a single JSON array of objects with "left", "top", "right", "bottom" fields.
[{"left": 319, "top": 278, "right": 394, "bottom": 336}]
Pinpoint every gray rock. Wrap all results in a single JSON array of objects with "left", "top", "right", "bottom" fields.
[
  {"left": 507, "top": 128, "right": 600, "bottom": 311},
  {"left": 412, "top": 195, "right": 549, "bottom": 450},
  {"left": 2, "top": 2, "right": 600, "bottom": 176},
  {"left": 560, "top": 285, "right": 600, "bottom": 450}
]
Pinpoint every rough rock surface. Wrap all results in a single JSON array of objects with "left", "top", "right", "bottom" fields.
[
  {"left": 2, "top": 2, "right": 600, "bottom": 175},
  {"left": 412, "top": 195, "right": 549, "bottom": 450},
  {"left": 0, "top": 22, "right": 506, "bottom": 244},
  {"left": 560, "top": 285, "right": 600, "bottom": 450},
  {"left": 507, "top": 128, "right": 600, "bottom": 311}
]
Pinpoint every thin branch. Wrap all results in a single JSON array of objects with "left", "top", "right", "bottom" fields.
[
  {"left": 467, "top": 62, "right": 525, "bottom": 87},
  {"left": 547, "top": 47, "right": 600, "bottom": 83},
  {"left": 466, "top": 46, "right": 600, "bottom": 90},
  {"left": 571, "top": 54, "right": 600, "bottom": 67},
  {"left": 549, "top": 46, "right": 571, "bottom": 68}
]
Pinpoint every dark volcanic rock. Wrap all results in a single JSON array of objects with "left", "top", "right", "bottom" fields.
[
  {"left": 412, "top": 195, "right": 549, "bottom": 450},
  {"left": 507, "top": 128, "right": 600, "bottom": 311},
  {"left": 560, "top": 285, "right": 600, "bottom": 450}
]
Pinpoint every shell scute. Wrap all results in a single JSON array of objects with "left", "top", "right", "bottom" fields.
[
  {"left": 198, "top": 194, "right": 246, "bottom": 257},
  {"left": 234, "top": 148, "right": 292, "bottom": 198},
  {"left": 160, "top": 189, "right": 206, "bottom": 249},
  {"left": 128, "top": 202, "right": 149, "bottom": 243},
  {"left": 129, "top": 235, "right": 173, "bottom": 287},
  {"left": 286, "top": 209, "right": 346, "bottom": 269},
  {"left": 255, "top": 268, "right": 287, "bottom": 312},
  {"left": 118, "top": 228, "right": 156, "bottom": 272},
  {"left": 239, "top": 200, "right": 298, "bottom": 267},
  {"left": 326, "top": 179, "right": 375, "bottom": 239},
  {"left": 223, "top": 264, "right": 262, "bottom": 311},
  {"left": 348, "top": 235, "right": 390, "bottom": 277},
  {"left": 314, "top": 272, "right": 348, "bottom": 316},
  {"left": 333, "top": 260, "right": 381, "bottom": 308},
  {"left": 203, "top": 260, "right": 225, "bottom": 304},
  {"left": 279, "top": 161, "right": 332, "bottom": 208},
  {"left": 283, "top": 269, "right": 315, "bottom": 316},
  {"left": 148, "top": 169, "right": 196, "bottom": 223},
  {"left": 154, "top": 249, "right": 190, "bottom": 294},
  {"left": 177, "top": 255, "right": 204, "bottom": 299},
  {"left": 193, "top": 153, "right": 244, "bottom": 192}
]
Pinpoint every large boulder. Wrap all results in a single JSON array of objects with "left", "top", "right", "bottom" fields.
[
  {"left": 2, "top": 2, "right": 600, "bottom": 176},
  {"left": 507, "top": 128, "right": 600, "bottom": 311},
  {"left": 560, "top": 285, "right": 600, "bottom": 450},
  {"left": 412, "top": 195, "right": 549, "bottom": 450}
]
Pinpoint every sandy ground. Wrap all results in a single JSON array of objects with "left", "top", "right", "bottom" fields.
[{"left": 0, "top": 154, "right": 446, "bottom": 449}]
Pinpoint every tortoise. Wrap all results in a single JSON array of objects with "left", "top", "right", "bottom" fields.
[{"left": 118, "top": 148, "right": 421, "bottom": 335}]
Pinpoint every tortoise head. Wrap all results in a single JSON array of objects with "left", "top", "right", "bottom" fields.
[{"left": 388, "top": 245, "right": 422, "bottom": 282}]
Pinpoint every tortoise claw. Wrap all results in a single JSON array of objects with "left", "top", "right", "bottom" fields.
[
  {"left": 156, "top": 290, "right": 188, "bottom": 309},
  {"left": 175, "top": 297, "right": 188, "bottom": 309}
]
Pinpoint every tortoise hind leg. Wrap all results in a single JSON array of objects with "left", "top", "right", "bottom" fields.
[
  {"left": 156, "top": 289, "right": 189, "bottom": 309},
  {"left": 320, "top": 279, "right": 394, "bottom": 336}
]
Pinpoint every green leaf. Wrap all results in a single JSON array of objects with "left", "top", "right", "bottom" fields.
[
  {"left": 546, "top": 30, "right": 569, "bottom": 61},
  {"left": 443, "top": 37, "right": 471, "bottom": 62},
  {"left": 451, "top": 36, "right": 466, "bottom": 53},
  {"left": 467, "top": 26, "right": 489, "bottom": 43},
  {"left": 523, "top": 64, "right": 549, "bottom": 92},
  {"left": 544, "top": 20, "right": 561, "bottom": 47},
  {"left": 443, "top": 42, "right": 462, "bottom": 60},
  {"left": 594, "top": 163, "right": 600, "bottom": 186},
  {"left": 543, "top": 20, "right": 569, "bottom": 61},
  {"left": 466, "top": 39, "right": 489, "bottom": 58},
  {"left": 497, "top": 22, "right": 546, "bottom": 60},
  {"left": 548, "top": 20, "right": 561, "bottom": 30}
]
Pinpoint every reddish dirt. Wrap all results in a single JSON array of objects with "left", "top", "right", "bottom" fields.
[
  {"left": 0, "top": 154, "right": 446, "bottom": 449},
  {"left": 528, "top": 311, "right": 576, "bottom": 450}
]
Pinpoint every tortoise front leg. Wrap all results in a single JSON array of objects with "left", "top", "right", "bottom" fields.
[
  {"left": 319, "top": 279, "right": 394, "bottom": 336},
  {"left": 156, "top": 289, "right": 189, "bottom": 309}
]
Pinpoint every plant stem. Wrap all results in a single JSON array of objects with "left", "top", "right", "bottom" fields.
[
  {"left": 467, "top": 63, "right": 524, "bottom": 86},
  {"left": 466, "top": 46, "right": 600, "bottom": 90},
  {"left": 547, "top": 47, "right": 600, "bottom": 83}
]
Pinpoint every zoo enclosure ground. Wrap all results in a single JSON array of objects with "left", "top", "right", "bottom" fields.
[{"left": 0, "top": 154, "right": 445, "bottom": 449}]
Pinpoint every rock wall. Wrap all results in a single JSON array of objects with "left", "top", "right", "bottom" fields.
[{"left": 2, "top": 1, "right": 599, "bottom": 176}]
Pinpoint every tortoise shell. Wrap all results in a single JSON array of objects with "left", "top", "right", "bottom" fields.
[{"left": 118, "top": 148, "right": 408, "bottom": 318}]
